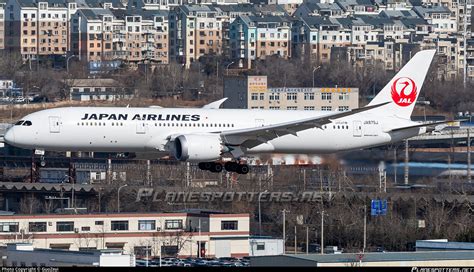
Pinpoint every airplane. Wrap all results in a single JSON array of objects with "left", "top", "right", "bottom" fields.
[{"left": 5, "top": 50, "right": 442, "bottom": 174}]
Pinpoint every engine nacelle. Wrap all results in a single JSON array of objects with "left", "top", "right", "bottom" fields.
[{"left": 174, "top": 134, "right": 223, "bottom": 162}]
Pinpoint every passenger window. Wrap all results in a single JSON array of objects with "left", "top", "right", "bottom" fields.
[
  {"left": 15, "top": 120, "right": 24, "bottom": 126},
  {"left": 23, "top": 121, "right": 32, "bottom": 126}
]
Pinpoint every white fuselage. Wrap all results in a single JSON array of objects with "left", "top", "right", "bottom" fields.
[{"left": 4, "top": 107, "right": 422, "bottom": 156}]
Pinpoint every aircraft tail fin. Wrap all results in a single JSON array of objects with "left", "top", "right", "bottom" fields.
[{"left": 367, "top": 49, "right": 436, "bottom": 119}]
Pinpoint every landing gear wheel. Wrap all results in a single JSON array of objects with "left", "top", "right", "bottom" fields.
[
  {"left": 209, "top": 162, "right": 223, "bottom": 173},
  {"left": 224, "top": 161, "right": 239, "bottom": 172},
  {"left": 198, "top": 162, "right": 213, "bottom": 171},
  {"left": 237, "top": 164, "right": 250, "bottom": 175}
]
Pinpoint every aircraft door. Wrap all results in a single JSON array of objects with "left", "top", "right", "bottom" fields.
[
  {"left": 255, "top": 119, "right": 265, "bottom": 127},
  {"left": 353, "top": 121, "right": 362, "bottom": 137},
  {"left": 49, "top": 116, "right": 61, "bottom": 133},
  {"left": 136, "top": 122, "right": 148, "bottom": 134}
]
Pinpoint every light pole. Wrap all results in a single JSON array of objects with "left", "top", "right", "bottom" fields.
[
  {"left": 363, "top": 205, "right": 367, "bottom": 253},
  {"left": 117, "top": 184, "right": 128, "bottom": 213},
  {"left": 312, "top": 66, "right": 321, "bottom": 88},
  {"left": 64, "top": 175, "right": 75, "bottom": 209},
  {"left": 226, "top": 61, "right": 235, "bottom": 76},
  {"left": 258, "top": 190, "right": 268, "bottom": 236},
  {"left": 320, "top": 210, "right": 325, "bottom": 254},
  {"left": 66, "top": 55, "right": 78, "bottom": 74},
  {"left": 282, "top": 209, "right": 289, "bottom": 254}
]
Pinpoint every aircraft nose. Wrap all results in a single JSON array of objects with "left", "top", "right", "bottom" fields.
[{"left": 4, "top": 128, "right": 15, "bottom": 145}]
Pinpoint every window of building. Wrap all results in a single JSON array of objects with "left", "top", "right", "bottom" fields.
[
  {"left": 338, "top": 106, "right": 349, "bottom": 111},
  {"left": 221, "top": 220, "right": 238, "bottom": 230},
  {"left": 339, "top": 93, "right": 349, "bottom": 100},
  {"left": 251, "top": 93, "right": 258, "bottom": 100},
  {"left": 287, "top": 106, "right": 297, "bottom": 110},
  {"left": 56, "top": 221, "right": 74, "bottom": 232},
  {"left": 134, "top": 246, "right": 152, "bottom": 257},
  {"left": 269, "top": 93, "right": 279, "bottom": 101},
  {"left": 0, "top": 222, "right": 19, "bottom": 232},
  {"left": 111, "top": 221, "right": 129, "bottom": 231},
  {"left": 321, "top": 106, "right": 332, "bottom": 111},
  {"left": 29, "top": 222, "right": 47, "bottom": 232},
  {"left": 304, "top": 92, "right": 314, "bottom": 100},
  {"left": 287, "top": 93, "right": 297, "bottom": 100},
  {"left": 269, "top": 106, "right": 280, "bottom": 110},
  {"left": 256, "top": 243, "right": 265, "bottom": 250},
  {"left": 321, "top": 93, "right": 332, "bottom": 100},
  {"left": 138, "top": 220, "right": 156, "bottom": 230},
  {"left": 165, "top": 220, "right": 183, "bottom": 230},
  {"left": 95, "top": 221, "right": 104, "bottom": 225},
  {"left": 304, "top": 106, "right": 315, "bottom": 111},
  {"left": 259, "top": 93, "right": 265, "bottom": 100}
]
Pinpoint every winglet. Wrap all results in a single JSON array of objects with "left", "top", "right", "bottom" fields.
[{"left": 202, "top": 98, "right": 228, "bottom": 109}]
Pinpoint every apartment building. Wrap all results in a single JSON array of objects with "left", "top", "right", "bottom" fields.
[
  {"left": 223, "top": 75, "right": 359, "bottom": 111},
  {"left": 72, "top": 8, "right": 169, "bottom": 67},
  {"left": 294, "top": 2, "right": 345, "bottom": 17},
  {"left": 413, "top": 5, "right": 457, "bottom": 33},
  {"left": 72, "top": 9, "right": 115, "bottom": 65},
  {"left": 0, "top": 212, "right": 251, "bottom": 258},
  {"left": 292, "top": 16, "right": 353, "bottom": 63},
  {"left": 169, "top": 5, "right": 226, "bottom": 67},
  {"left": 375, "top": 0, "right": 414, "bottom": 10},
  {"left": 127, "top": 0, "right": 250, "bottom": 11},
  {"left": 0, "top": 0, "right": 5, "bottom": 50},
  {"left": 336, "top": 0, "right": 378, "bottom": 15},
  {"left": 229, "top": 15, "right": 291, "bottom": 69},
  {"left": 4, "top": 0, "right": 78, "bottom": 60}
]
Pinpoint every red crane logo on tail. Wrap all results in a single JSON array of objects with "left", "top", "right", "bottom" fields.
[{"left": 391, "top": 77, "right": 417, "bottom": 107}]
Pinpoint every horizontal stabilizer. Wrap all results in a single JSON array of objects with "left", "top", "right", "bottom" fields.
[{"left": 386, "top": 120, "right": 458, "bottom": 133}]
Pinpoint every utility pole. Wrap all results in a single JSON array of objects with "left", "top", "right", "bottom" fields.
[
  {"left": 468, "top": 128, "right": 471, "bottom": 183},
  {"left": 404, "top": 139, "right": 409, "bottom": 185},
  {"left": 294, "top": 225, "right": 297, "bottom": 254},
  {"left": 393, "top": 147, "right": 397, "bottom": 184},
  {"left": 463, "top": 0, "right": 468, "bottom": 89},
  {"left": 282, "top": 209, "right": 288, "bottom": 254},
  {"left": 198, "top": 218, "right": 201, "bottom": 258},
  {"left": 363, "top": 205, "right": 367, "bottom": 253},
  {"left": 306, "top": 226, "right": 309, "bottom": 254},
  {"left": 320, "top": 210, "right": 324, "bottom": 255}
]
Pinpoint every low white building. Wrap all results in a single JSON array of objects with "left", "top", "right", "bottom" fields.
[
  {"left": 249, "top": 237, "right": 284, "bottom": 257},
  {"left": 0, "top": 212, "right": 250, "bottom": 258},
  {"left": 69, "top": 79, "right": 135, "bottom": 102},
  {"left": 1, "top": 243, "right": 135, "bottom": 267}
]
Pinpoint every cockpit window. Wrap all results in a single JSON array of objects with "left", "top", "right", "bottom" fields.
[
  {"left": 23, "top": 121, "right": 32, "bottom": 126},
  {"left": 15, "top": 120, "right": 24, "bottom": 126}
]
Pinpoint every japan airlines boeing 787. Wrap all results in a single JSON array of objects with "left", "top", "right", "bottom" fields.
[{"left": 5, "top": 50, "right": 440, "bottom": 174}]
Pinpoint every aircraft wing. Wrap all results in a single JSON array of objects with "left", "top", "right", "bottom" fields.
[
  {"left": 202, "top": 98, "right": 228, "bottom": 109},
  {"left": 220, "top": 102, "right": 389, "bottom": 149}
]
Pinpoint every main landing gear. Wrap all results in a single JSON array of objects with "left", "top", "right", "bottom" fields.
[{"left": 198, "top": 161, "right": 250, "bottom": 175}]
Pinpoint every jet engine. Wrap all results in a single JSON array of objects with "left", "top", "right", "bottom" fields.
[{"left": 174, "top": 134, "right": 224, "bottom": 162}]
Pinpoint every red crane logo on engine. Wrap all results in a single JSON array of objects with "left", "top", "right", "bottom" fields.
[{"left": 391, "top": 77, "right": 417, "bottom": 107}]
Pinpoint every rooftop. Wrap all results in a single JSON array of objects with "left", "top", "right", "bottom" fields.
[
  {"left": 255, "top": 250, "right": 474, "bottom": 263},
  {"left": 69, "top": 78, "right": 121, "bottom": 87}
]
